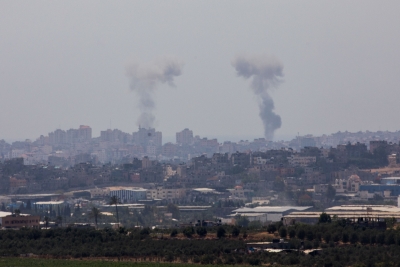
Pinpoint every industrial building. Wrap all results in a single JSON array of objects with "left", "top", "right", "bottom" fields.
[
  {"left": 230, "top": 206, "right": 313, "bottom": 223},
  {"left": 283, "top": 205, "right": 400, "bottom": 225},
  {"left": 109, "top": 187, "right": 147, "bottom": 203}
]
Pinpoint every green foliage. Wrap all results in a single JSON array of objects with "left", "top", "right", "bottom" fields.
[
  {"left": 231, "top": 226, "right": 240, "bottom": 237},
  {"left": 196, "top": 227, "right": 207, "bottom": 237},
  {"left": 318, "top": 212, "right": 332, "bottom": 223},
  {"left": 217, "top": 226, "right": 226, "bottom": 238},
  {"left": 170, "top": 229, "right": 178, "bottom": 237},
  {"left": 279, "top": 227, "right": 287, "bottom": 238},
  {"left": 267, "top": 224, "right": 277, "bottom": 233},
  {"left": 182, "top": 226, "right": 194, "bottom": 238}
]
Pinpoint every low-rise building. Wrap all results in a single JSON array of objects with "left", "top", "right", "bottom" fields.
[
  {"left": 146, "top": 187, "right": 186, "bottom": 200},
  {"left": 109, "top": 187, "right": 147, "bottom": 203},
  {"left": 0, "top": 212, "right": 40, "bottom": 229},
  {"left": 287, "top": 155, "right": 316, "bottom": 167}
]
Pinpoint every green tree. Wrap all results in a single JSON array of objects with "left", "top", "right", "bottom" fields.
[
  {"left": 267, "top": 224, "right": 277, "bottom": 233},
  {"left": 170, "top": 229, "right": 178, "bottom": 237},
  {"left": 183, "top": 227, "right": 194, "bottom": 238},
  {"left": 279, "top": 227, "right": 287, "bottom": 238},
  {"left": 109, "top": 196, "right": 120, "bottom": 228},
  {"left": 318, "top": 212, "right": 332, "bottom": 223},
  {"left": 217, "top": 226, "right": 226, "bottom": 238},
  {"left": 232, "top": 226, "right": 240, "bottom": 237},
  {"left": 196, "top": 227, "right": 207, "bottom": 237},
  {"left": 289, "top": 228, "right": 296, "bottom": 238},
  {"left": 89, "top": 207, "right": 102, "bottom": 229},
  {"left": 297, "top": 229, "right": 306, "bottom": 240}
]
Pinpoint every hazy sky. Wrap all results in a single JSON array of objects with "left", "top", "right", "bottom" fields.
[{"left": 1, "top": 1, "right": 400, "bottom": 142}]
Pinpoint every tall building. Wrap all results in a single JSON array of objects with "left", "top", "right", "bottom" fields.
[
  {"left": 133, "top": 127, "right": 162, "bottom": 147},
  {"left": 176, "top": 128, "right": 193, "bottom": 145},
  {"left": 78, "top": 125, "right": 92, "bottom": 141}
]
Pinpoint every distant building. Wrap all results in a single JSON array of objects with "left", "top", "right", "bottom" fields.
[
  {"left": 109, "top": 187, "right": 147, "bottom": 203},
  {"left": 1, "top": 213, "right": 40, "bottom": 229},
  {"left": 176, "top": 128, "right": 193, "bottom": 145},
  {"left": 146, "top": 187, "right": 186, "bottom": 200},
  {"left": 287, "top": 155, "right": 316, "bottom": 167}
]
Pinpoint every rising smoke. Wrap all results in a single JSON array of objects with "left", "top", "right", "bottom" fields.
[
  {"left": 126, "top": 57, "right": 184, "bottom": 128},
  {"left": 232, "top": 54, "right": 284, "bottom": 140}
]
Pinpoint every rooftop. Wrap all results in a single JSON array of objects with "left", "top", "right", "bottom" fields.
[
  {"left": 326, "top": 205, "right": 400, "bottom": 213},
  {"left": 232, "top": 206, "right": 312, "bottom": 213}
]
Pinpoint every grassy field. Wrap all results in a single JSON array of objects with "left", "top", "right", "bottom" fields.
[{"left": 0, "top": 258, "right": 250, "bottom": 267}]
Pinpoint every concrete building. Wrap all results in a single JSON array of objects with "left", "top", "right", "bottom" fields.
[
  {"left": 90, "top": 187, "right": 111, "bottom": 198},
  {"left": 146, "top": 187, "right": 186, "bottom": 200},
  {"left": 0, "top": 212, "right": 40, "bottom": 229},
  {"left": 230, "top": 206, "right": 312, "bottom": 223},
  {"left": 176, "top": 128, "right": 193, "bottom": 145},
  {"left": 333, "top": 174, "right": 362, "bottom": 193},
  {"left": 284, "top": 205, "right": 400, "bottom": 225},
  {"left": 287, "top": 155, "right": 316, "bottom": 167},
  {"left": 109, "top": 187, "right": 147, "bottom": 203}
]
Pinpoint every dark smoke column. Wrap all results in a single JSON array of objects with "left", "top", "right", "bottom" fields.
[
  {"left": 232, "top": 54, "right": 284, "bottom": 140},
  {"left": 126, "top": 56, "right": 184, "bottom": 128}
]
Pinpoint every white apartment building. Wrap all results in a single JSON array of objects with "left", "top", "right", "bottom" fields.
[
  {"left": 146, "top": 187, "right": 186, "bottom": 200},
  {"left": 90, "top": 187, "right": 111, "bottom": 198},
  {"left": 287, "top": 155, "right": 316, "bottom": 167}
]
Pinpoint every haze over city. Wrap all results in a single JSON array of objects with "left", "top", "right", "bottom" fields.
[{"left": 1, "top": 1, "right": 400, "bottom": 141}]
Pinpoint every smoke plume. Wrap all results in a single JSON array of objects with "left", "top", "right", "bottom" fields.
[
  {"left": 126, "top": 56, "right": 184, "bottom": 128},
  {"left": 232, "top": 54, "right": 284, "bottom": 140}
]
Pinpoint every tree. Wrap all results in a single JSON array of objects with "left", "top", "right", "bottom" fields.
[
  {"left": 0, "top": 203, "right": 5, "bottom": 212},
  {"left": 170, "top": 229, "right": 178, "bottom": 237},
  {"left": 267, "top": 224, "right": 277, "bottom": 233},
  {"left": 109, "top": 196, "right": 120, "bottom": 228},
  {"left": 183, "top": 227, "right": 194, "bottom": 238},
  {"left": 289, "top": 228, "right": 296, "bottom": 238},
  {"left": 89, "top": 207, "right": 102, "bottom": 229},
  {"left": 318, "top": 212, "right": 332, "bottom": 223},
  {"left": 196, "top": 227, "right": 207, "bottom": 237},
  {"left": 279, "top": 227, "right": 287, "bottom": 238},
  {"left": 232, "top": 226, "right": 240, "bottom": 237},
  {"left": 297, "top": 229, "right": 306, "bottom": 240},
  {"left": 14, "top": 209, "right": 21, "bottom": 216},
  {"left": 217, "top": 226, "right": 226, "bottom": 238}
]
